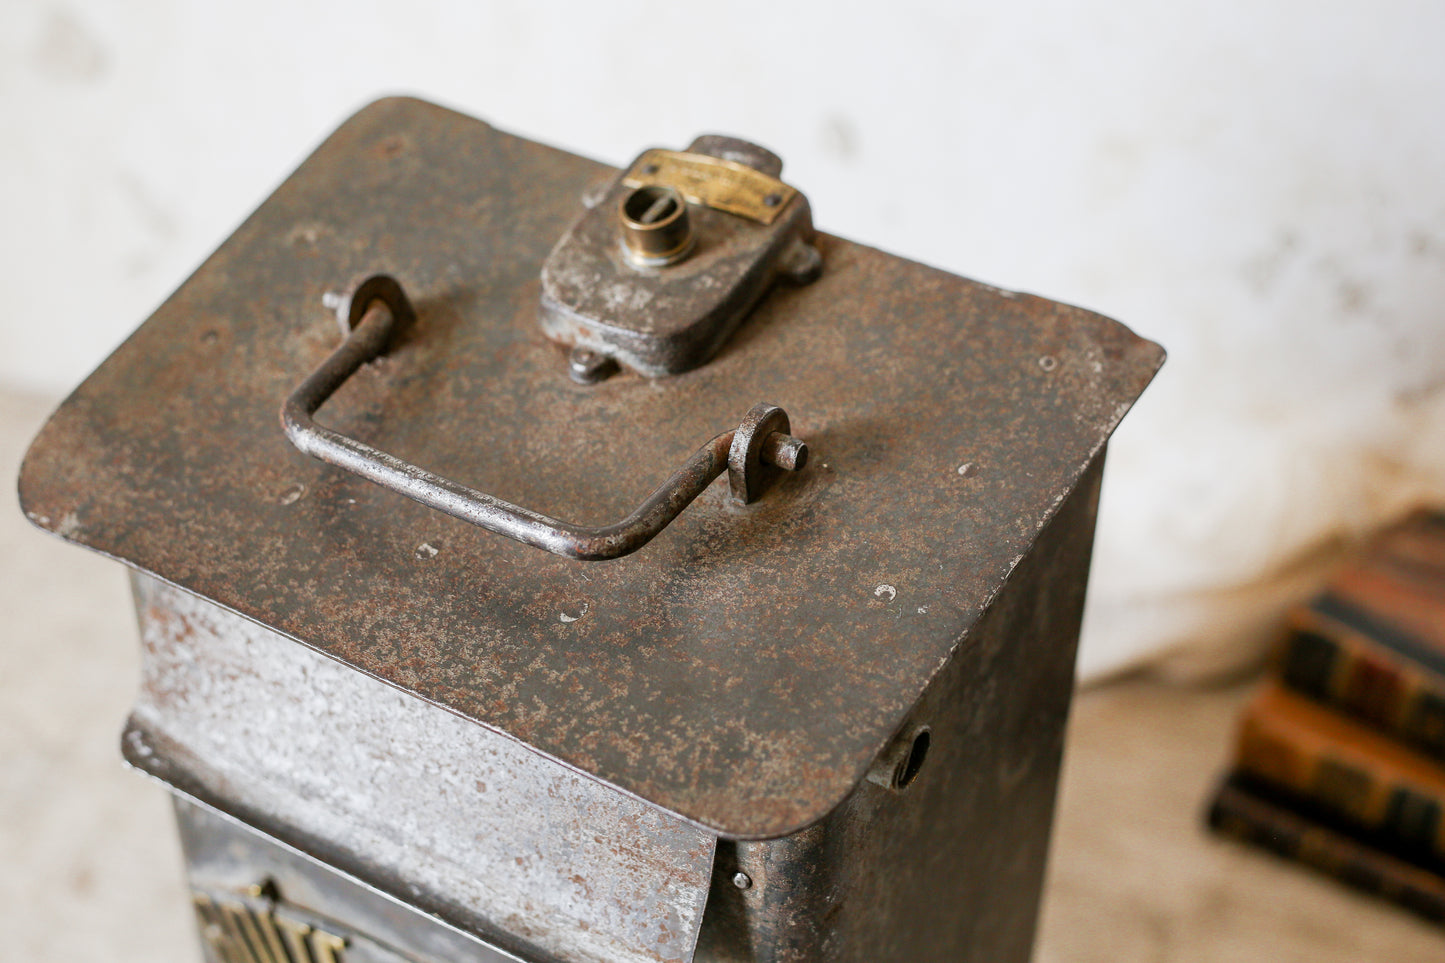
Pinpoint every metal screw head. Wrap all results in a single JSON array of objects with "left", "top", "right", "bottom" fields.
[
  {"left": 732, "top": 871, "right": 753, "bottom": 890},
  {"left": 568, "top": 347, "right": 620, "bottom": 385}
]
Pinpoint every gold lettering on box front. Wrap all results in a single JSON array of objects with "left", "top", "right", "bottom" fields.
[
  {"left": 192, "top": 890, "right": 348, "bottom": 963},
  {"left": 273, "top": 914, "right": 315, "bottom": 963},
  {"left": 311, "top": 930, "right": 348, "bottom": 963}
]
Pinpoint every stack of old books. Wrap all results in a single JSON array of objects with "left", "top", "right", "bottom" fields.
[{"left": 1208, "top": 509, "right": 1445, "bottom": 921}]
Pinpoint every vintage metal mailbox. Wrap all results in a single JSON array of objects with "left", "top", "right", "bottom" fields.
[{"left": 19, "top": 98, "right": 1163, "bottom": 962}]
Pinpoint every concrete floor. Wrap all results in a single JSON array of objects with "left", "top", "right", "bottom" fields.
[{"left": 2, "top": 385, "right": 1440, "bottom": 961}]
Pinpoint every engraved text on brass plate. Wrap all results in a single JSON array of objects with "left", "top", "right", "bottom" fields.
[{"left": 621, "top": 149, "right": 798, "bottom": 225}]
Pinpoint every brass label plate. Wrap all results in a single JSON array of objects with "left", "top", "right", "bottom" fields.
[{"left": 622, "top": 149, "right": 797, "bottom": 224}]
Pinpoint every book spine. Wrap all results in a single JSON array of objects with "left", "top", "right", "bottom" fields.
[
  {"left": 1237, "top": 702, "right": 1445, "bottom": 862},
  {"left": 1208, "top": 774, "right": 1445, "bottom": 924},
  {"left": 1279, "top": 621, "right": 1445, "bottom": 764}
]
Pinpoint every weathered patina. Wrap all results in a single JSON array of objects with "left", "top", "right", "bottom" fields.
[{"left": 19, "top": 97, "right": 1163, "bottom": 962}]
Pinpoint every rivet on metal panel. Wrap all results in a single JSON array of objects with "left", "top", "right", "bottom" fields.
[
  {"left": 568, "top": 346, "right": 621, "bottom": 385},
  {"left": 732, "top": 872, "right": 753, "bottom": 891}
]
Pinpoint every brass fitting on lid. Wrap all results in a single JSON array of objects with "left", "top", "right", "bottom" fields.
[{"left": 618, "top": 185, "right": 694, "bottom": 266}]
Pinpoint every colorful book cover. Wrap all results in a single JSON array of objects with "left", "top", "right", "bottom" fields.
[
  {"left": 1208, "top": 771, "right": 1445, "bottom": 924},
  {"left": 1279, "top": 509, "right": 1445, "bottom": 760},
  {"left": 1236, "top": 681, "right": 1445, "bottom": 864}
]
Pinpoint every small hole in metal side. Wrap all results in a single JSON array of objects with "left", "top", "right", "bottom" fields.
[{"left": 895, "top": 727, "right": 930, "bottom": 790}]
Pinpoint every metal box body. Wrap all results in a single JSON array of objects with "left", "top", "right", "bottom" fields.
[
  {"left": 19, "top": 98, "right": 1162, "bottom": 961},
  {"left": 128, "top": 574, "right": 716, "bottom": 963}
]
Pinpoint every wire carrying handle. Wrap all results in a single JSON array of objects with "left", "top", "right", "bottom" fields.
[{"left": 280, "top": 275, "right": 808, "bottom": 561}]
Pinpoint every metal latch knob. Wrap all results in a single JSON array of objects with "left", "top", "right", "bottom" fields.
[
  {"left": 540, "top": 135, "right": 822, "bottom": 381},
  {"left": 618, "top": 185, "right": 694, "bottom": 266}
]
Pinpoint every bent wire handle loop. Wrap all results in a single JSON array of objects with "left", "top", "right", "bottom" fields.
[{"left": 280, "top": 275, "right": 808, "bottom": 561}]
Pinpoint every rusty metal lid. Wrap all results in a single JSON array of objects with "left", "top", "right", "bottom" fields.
[{"left": 18, "top": 98, "right": 1163, "bottom": 839}]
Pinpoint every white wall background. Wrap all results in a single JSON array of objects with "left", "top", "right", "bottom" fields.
[{"left": 5, "top": 0, "right": 1445, "bottom": 679}]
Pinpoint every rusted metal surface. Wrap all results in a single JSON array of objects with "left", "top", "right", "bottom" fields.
[
  {"left": 694, "top": 457, "right": 1105, "bottom": 962},
  {"left": 127, "top": 574, "right": 715, "bottom": 963},
  {"left": 18, "top": 96, "right": 1164, "bottom": 840},
  {"left": 539, "top": 135, "right": 821, "bottom": 378},
  {"left": 283, "top": 276, "right": 807, "bottom": 560}
]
